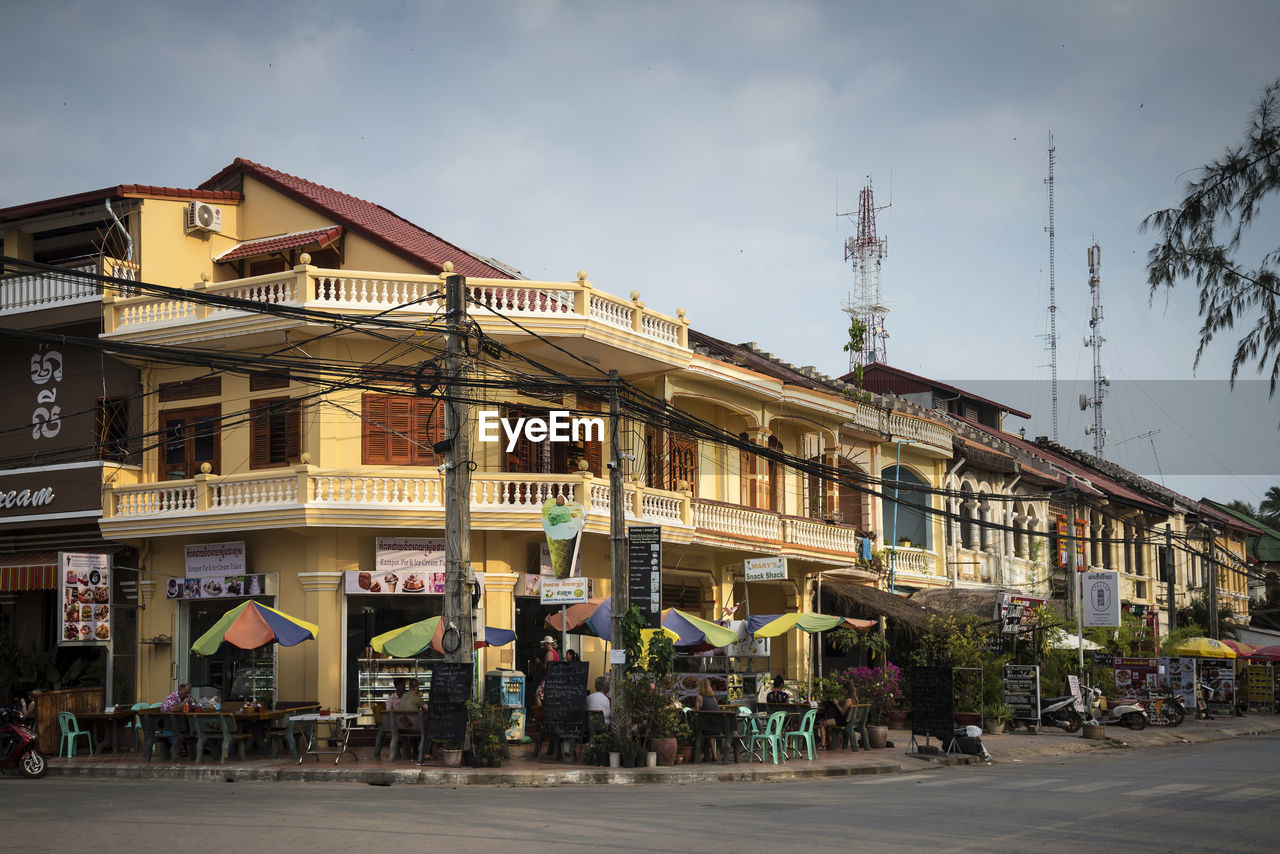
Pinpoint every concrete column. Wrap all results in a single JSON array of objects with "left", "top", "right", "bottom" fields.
[{"left": 297, "top": 571, "right": 344, "bottom": 709}]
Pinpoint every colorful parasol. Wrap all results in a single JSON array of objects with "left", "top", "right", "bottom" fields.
[
  {"left": 545, "top": 601, "right": 739, "bottom": 648},
  {"left": 1174, "top": 636, "right": 1237, "bottom": 659},
  {"left": 1220, "top": 639, "right": 1257, "bottom": 657},
  {"left": 191, "top": 601, "right": 318, "bottom": 655},
  {"left": 545, "top": 597, "right": 612, "bottom": 638},
  {"left": 370, "top": 616, "right": 516, "bottom": 658},
  {"left": 749, "top": 612, "right": 876, "bottom": 638},
  {"left": 1247, "top": 644, "right": 1280, "bottom": 662}
]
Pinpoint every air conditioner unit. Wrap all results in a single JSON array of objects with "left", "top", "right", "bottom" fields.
[{"left": 186, "top": 202, "right": 222, "bottom": 233}]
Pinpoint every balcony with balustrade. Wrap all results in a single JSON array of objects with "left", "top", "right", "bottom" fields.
[
  {"left": 1, "top": 256, "right": 139, "bottom": 318},
  {"left": 101, "top": 264, "right": 691, "bottom": 371}
]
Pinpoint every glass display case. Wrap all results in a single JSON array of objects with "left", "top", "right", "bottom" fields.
[{"left": 357, "top": 658, "right": 437, "bottom": 709}]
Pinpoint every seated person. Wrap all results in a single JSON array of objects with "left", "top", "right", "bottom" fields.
[
  {"left": 820, "top": 683, "right": 858, "bottom": 748},
  {"left": 586, "top": 676, "right": 611, "bottom": 727},
  {"left": 385, "top": 678, "right": 407, "bottom": 712},
  {"left": 693, "top": 678, "right": 723, "bottom": 760},
  {"left": 766, "top": 675, "right": 789, "bottom": 704},
  {"left": 397, "top": 679, "right": 423, "bottom": 725},
  {"left": 160, "top": 682, "right": 195, "bottom": 712}
]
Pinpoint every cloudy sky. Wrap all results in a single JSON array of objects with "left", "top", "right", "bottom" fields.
[{"left": 5, "top": 1, "right": 1278, "bottom": 506}]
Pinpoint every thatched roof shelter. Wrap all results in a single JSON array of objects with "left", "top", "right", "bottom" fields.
[{"left": 822, "top": 580, "right": 943, "bottom": 634}]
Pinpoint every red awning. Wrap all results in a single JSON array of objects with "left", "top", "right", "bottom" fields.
[
  {"left": 214, "top": 226, "right": 343, "bottom": 262},
  {"left": 0, "top": 552, "right": 58, "bottom": 591}
]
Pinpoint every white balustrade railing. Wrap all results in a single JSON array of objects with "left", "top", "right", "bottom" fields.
[
  {"left": 313, "top": 475, "right": 443, "bottom": 506},
  {"left": 212, "top": 477, "right": 298, "bottom": 508},
  {"left": 784, "top": 517, "right": 863, "bottom": 553},
  {"left": 112, "top": 484, "right": 199, "bottom": 517},
  {"left": 1, "top": 258, "right": 138, "bottom": 314},
  {"left": 692, "top": 501, "right": 781, "bottom": 541},
  {"left": 885, "top": 545, "right": 940, "bottom": 577},
  {"left": 640, "top": 492, "right": 684, "bottom": 525},
  {"left": 888, "top": 412, "right": 952, "bottom": 452},
  {"left": 105, "top": 268, "right": 689, "bottom": 349}
]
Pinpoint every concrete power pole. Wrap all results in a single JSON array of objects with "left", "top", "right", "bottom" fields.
[
  {"left": 1206, "top": 521, "right": 1219, "bottom": 640},
  {"left": 608, "top": 370, "right": 630, "bottom": 745},
  {"left": 1165, "top": 524, "right": 1176, "bottom": 634},
  {"left": 443, "top": 273, "right": 474, "bottom": 665}
]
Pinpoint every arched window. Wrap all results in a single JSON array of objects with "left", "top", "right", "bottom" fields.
[{"left": 881, "top": 465, "right": 931, "bottom": 550}]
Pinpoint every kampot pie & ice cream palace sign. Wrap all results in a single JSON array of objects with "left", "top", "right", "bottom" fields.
[{"left": 346, "top": 537, "right": 446, "bottom": 594}]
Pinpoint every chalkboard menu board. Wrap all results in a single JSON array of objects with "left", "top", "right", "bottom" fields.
[
  {"left": 628, "top": 526, "right": 662, "bottom": 629},
  {"left": 910, "top": 666, "right": 954, "bottom": 746},
  {"left": 425, "top": 661, "right": 472, "bottom": 744},
  {"left": 542, "top": 661, "right": 589, "bottom": 739},
  {"left": 1003, "top": 664, "right": 1040, "bottom": 726}
]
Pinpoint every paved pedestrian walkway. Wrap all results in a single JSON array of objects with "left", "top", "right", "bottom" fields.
[{"left": 42, "top": 714, "right": 1280, "bottom": 786}]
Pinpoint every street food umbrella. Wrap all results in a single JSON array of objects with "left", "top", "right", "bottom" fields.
[
  {"left": 370, "top": 616, "right": 516, "bottom": 658},
  {"left": 1247, "top": 644, "right": 1280, "bottom": 662},
  {"left": 1174, "top": 637, "right": 1237, "bottom": 659},
  {"left": 545, "top": 600, "right": 740, "bottom": 648},
  {"left": 1221, "top": 639, "right": 1257, "bottom": 658},
  {"left": 750, "top": 613, "right": 877, "bottom": 698},
  {"left": 190, "top": 601, "right": 319, "bottom": 702}
]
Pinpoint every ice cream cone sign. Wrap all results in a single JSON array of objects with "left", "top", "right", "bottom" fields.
[{"left": 542, "top": 495, "right": 586, "bottom": 579}]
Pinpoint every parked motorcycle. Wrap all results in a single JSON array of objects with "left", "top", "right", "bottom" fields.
[
  {"left": 1037, "top": 694, "right": 1084, "bottom": 733},
  {"left": 0, "top": 706, "right": 48, "bottom": 778},
  {"left": 1108, "top": 697, "right": 1148, "bottom": 730}
]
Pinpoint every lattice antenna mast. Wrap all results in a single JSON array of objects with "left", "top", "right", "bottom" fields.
[
  {"left": 1081, "top": 242, "right": 1110, "bottom": 457},
  {"left": 840, "top": 178, "right": 890, "bottom": 370},
  {"left": 1045, "top": 135, "right": 1059, "bottom": 442}
]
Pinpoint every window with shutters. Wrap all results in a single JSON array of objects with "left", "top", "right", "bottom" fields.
[
  {"left": 668, "top": 434, "right": 696, "bottom": 492},
  {"left": 250, "top": 397, "right": 302, "bottom": 469},
  {"left": 578, "top": 397, "right": 603, "bottom": 477},
  {"left": 160, "top": 405, "right": 220, "bottom": 480},
  {"left": 159, "top": 376, "right": 221, "bottom": 402},
  {"left": 502, "top": 406, "right": 572, "bottom": 474},
  {"left": 362, "top": 393, "right": 445, "bottom": 465},
  {"left": 96, "top": 396, "right": 131, "bottom": 463},
  {"left": 645, "top": 426, "right": 664, "bottom": 489},
  {"left": 739, "top": 433, "right": 758, "bottom": 507}
]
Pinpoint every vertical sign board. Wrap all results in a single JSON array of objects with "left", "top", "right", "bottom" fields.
[
  {"left": 1003, "top": 664, "right": 1040, "bottom": 728},
  {"left": 541, "top": 661, "right": 590, "bottom": 740},
  {"left": 425, "top": 661, "right": 473, "bottom": 744},
  {"left": 628, "top": 526, "right": 662, "bottom": 629},
  {"left": 910, "top": 666, "right": 954, "bottom": 747},
  {"left": 59, "top": 552, "right": 112, "bottom": 647},
  {"left": 1082, "top": 571, "right": 1120, "bottom": 628},
  {"left": 1244, "top": 665, "right": 1273, "bottom": 712},
  {"left": 1066, "top": 674, "right": 1086, "bottom": 713}
]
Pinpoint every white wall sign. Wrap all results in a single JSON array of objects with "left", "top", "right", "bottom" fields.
[
  {"left": 375, "top": 537, "right": 445, "bottom": 573},
  {"left": 1082, "top": 570, "right": 1121, "bottom": 627},
  {"left": 185, "top": 542, "right": 246, "bottom": 577},
  {"left": 540, "top": 577, "right": 589, "bottom": 605},
  {"left": 744, "top": 556, "right": 786, "bottom": 581}
]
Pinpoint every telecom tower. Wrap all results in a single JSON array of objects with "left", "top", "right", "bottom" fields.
[
  {"left": 841, "top": 178, "right": 890, "bottom": 371},
  {"left": 1045, "top": 136, "right": 1059, "bottom": 442},
  {"left": 1081, "top": 242, "right": 1110, "bottom": 457}
]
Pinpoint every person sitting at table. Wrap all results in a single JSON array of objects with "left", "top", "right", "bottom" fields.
[
  {"left": 820, "top": 683, "right": 859, "bottom": 749},
  {"left": 385, "top": 678, "right": 407, "bottom": 712},
  {"left": 693, "top": 677, "right": 722, "bottom": 761},
  {"left": 564, "top": 648, "right": 580, "bottom": 664},
  {"left": 160, "top": 683, "right": 194, "bottom": 712},
  {"left": 17, "top": 693, "right": 37, "bottom": 727},
  {"left": 766, "top": 674, "right": 789, "bottom": 704},
  {"left": 586, "top": 676, "right": 611, "bottom": 727},
  {"left": 398, "top": 679, "right": 422, "bottom": 716}
]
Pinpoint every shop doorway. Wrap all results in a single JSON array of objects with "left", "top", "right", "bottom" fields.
[
  {"left": 344, "top": 595, "right": 442, "bottom": 712},
  {"left": 185, "top": 596, "right": 275, "bottom": 702}
]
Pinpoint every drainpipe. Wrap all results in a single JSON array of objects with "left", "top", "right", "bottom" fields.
[
  {"left": 889, "top": 441, "right": 903, "bottom": 594},
  {"left": 945, "top": 456, "right": 966, "bottom": 588},
  {"left": 105, "top": 200, "right": 133, "bottom": 262}
]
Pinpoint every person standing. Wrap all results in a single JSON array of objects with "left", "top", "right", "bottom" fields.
[{"left": 541, "top": 636, "right": 560, "bottom": 664}]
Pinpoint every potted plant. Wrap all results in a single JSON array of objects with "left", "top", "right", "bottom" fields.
[
  {"left": 467, "top": 699, "right": 511, "bottom": 767},
  {"left": 441, "top": 739, "right": 463, "bottom": 767},
  {"left": 648, "top": 703, "right": 685, "bottom": 766},
  {"left": 983, "top": 700, "right": 1011, "bottom": 734},
  {"left": 844, "top": 663, "right": 904, "bottom": 749}
]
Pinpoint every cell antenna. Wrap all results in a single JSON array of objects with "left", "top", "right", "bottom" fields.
[
  {"left": 1045, "top": 134, "right": 1059, "bottom": 442},
  {"left": 840, "top": 177, "right": 890, "bottom": 370}
]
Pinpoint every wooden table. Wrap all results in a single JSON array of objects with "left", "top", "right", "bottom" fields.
[{"left": 77, "top": 709, "right": 139, "bottom": 754}]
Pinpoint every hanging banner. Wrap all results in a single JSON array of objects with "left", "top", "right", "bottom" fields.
[
  {"left": 167, "top": 574, "right": 267, "bottom": 599},
  {"left": 1056, "top": 516, "right": 1086, "bottom": 570},
  {"left": 1082, "top": 571, "right": 1120, "bottom": 627},
  {"left": 541, "top": 496, "right": 587, "bottom": 579},
  {"left": 346, "top": 568, "right": 441, "bottom": 594},
  {"left": 59, "top": 552, "right": 111, "bottom": 645}
]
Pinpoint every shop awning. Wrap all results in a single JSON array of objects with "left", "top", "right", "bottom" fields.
[{"left": 0, "top": 552, "right": 58, "bottom": 591}]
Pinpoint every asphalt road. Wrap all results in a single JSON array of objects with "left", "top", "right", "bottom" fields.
[{"left": 5, "top": 735, "right": 1277, "bottom": 854}]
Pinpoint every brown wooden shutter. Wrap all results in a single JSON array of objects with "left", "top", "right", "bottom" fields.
[
  {"left": 412, "top": 398, "right": 444, "bottom": 465},
  {"left": 646, "top": 425, "right": 664, "bottom": 489},
  {"left": 250, "top": 398, "right": 271, "bottom": 469},
  {"left": 581, "top": 397, "right": 603, "bottom": 476},
  {"left": 363, "top": 394, "right": 389, "bottom": 464},
  {"left": 284, "top": 401, "right": 301, "bottom": 463},
  {"left": 739, "top": 434, "right": 756, "bottom": 506},
  {"left": 384, "top": 395, "right": 412, "bottom": 464},
  {"left": 669, "top": 433, "right": 696, "bottom": 492},
  {"left": 251, "top": 397, "right": 301, "bottom": 469}
]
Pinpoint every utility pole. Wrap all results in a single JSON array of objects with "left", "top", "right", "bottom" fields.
[
  {"left": 1067, "top": 492, "right": 1084, "bottom": 673},
  {"left": 607, "top": 370, "right": 630, "bottom": 745},
  {"left": 1206, "top": 521, "right": 1219, "bottom": 640},
  {"left": 1164, "top": 524, "right": 1176, "bottom": 634},
  {"left": 443, "top": 273, "right": 473, "bottom": 665}
]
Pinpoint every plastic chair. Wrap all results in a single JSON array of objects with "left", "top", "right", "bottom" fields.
[
  {"left": 749, "top": 711, "right": 787, "bottom": 764},
  {"left": 57, "top": 711, "right": 93, "bottom": 758},
  {"left": 845, "top": 704, "right": 871, "bottom": 751},
  {"left": 785, "top": 708, "right": 818, "bottom": 760},
  {"left": 125, "top": 702, "right": 149, "bottom": 750}
]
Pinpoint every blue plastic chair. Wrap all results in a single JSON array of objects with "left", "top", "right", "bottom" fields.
[
  {"left": 785, "top": 708, "right": 818, "bottom": 760},
  {"left": 57, "top": 711, "right": 93, "bottom": 758},
  {"left": 749, "top": 711, "right": 787, "bottom": 764},
  {"left": 125, "top": 702, "right": 149, "bottom": 749}
]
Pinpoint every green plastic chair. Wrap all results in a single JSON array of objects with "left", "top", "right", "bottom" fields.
[
  {"left": 785, "top": 708, "right": 818, "bottom": 760},
  {"left": 126, "top": 702, "right": 149, "bottom": 749},
  {"left": 57, "top": 711, "right": 93, "bottom": 758},
  {"left": 749, "top": 711, "right": 787, "bottom": 764}
]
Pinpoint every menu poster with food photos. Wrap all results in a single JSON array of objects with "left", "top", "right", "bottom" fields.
[
  {"left": 1113, "top": 657, "right": 1159, "bottom": 696},
  {"left": 59, "top": 552, "right": 111, "bottom": 646},
  {"left": 345, "top": 569, "right": 444, "bottom": 595},
  {"left": 166, "top": 574, "right": 266, "bottom": 599},
  {"left": 1159, "top": 656, "right": 1198, "bottom": 711}
]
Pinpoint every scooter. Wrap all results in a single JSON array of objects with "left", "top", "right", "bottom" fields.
[
  {"left": 1106, "top": 696, "right": 1149, "bottom": 730},
  {"left": 0, "top": 706, "right": 48, "bottom": 778},
  {"left": 1037, "top": 694, "right": 1084, "bottom": 733}
]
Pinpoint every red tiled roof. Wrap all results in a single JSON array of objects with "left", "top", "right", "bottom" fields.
[
  {"left": 215, "top": 226, "right": 344, "bottom": 263},
  {"left": 0, "top": 185, "right": 241, "bottom": 221},
  {"left": 852, "top": 363, "right": 1033, "bottom": 420},
  {"left": 200, "top": 159, "right": 517, "bottom": 280}
]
